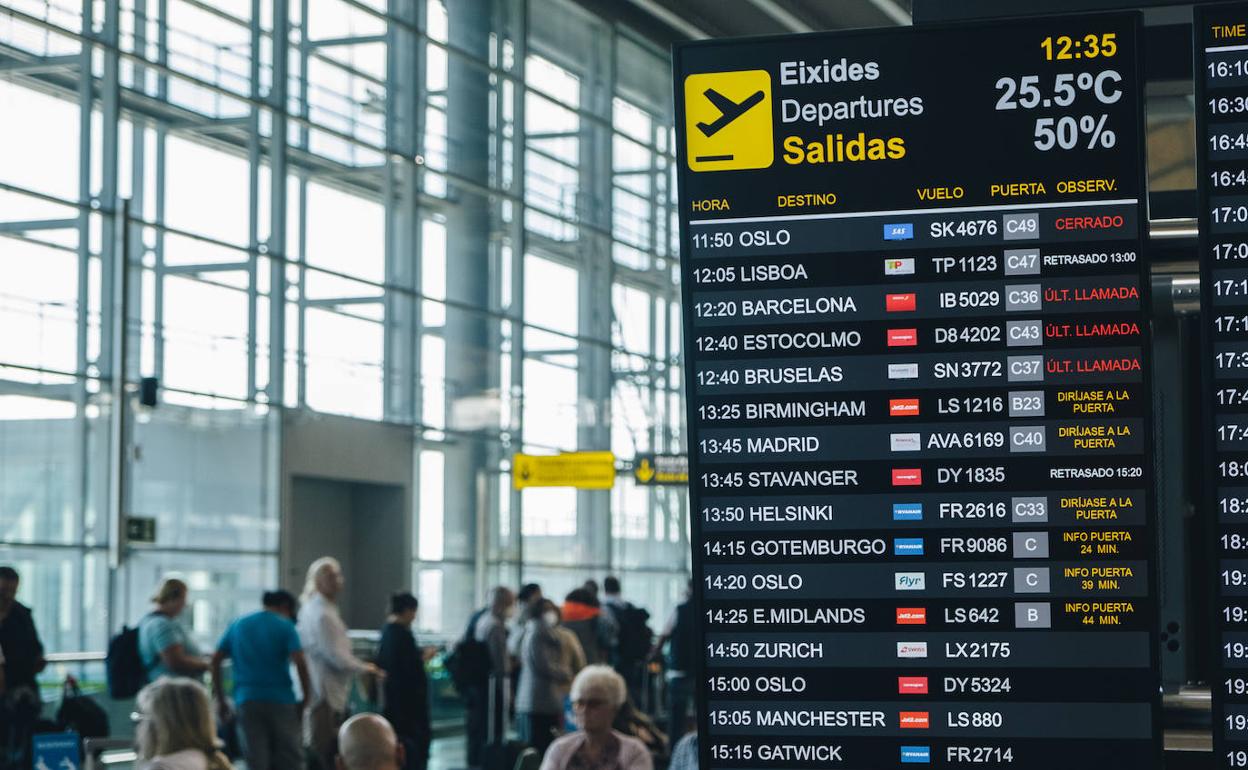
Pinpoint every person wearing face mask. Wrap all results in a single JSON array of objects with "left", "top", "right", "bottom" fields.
[
  {"left": 515, "top": 598, "right": 571, "bottom": 755},
  {"left": 541, "top": 600, "right": 585, "bottom": 699}
]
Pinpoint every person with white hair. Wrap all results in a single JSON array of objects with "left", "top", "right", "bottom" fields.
[
  {"left": 538, "top": 665, "right": 652, "bottom": 770},
  {"left": 335, "top": 713, "right": 404, "bottom": 770},
  {"left": 297, "top": 557, "right": 384, "bottom": 770}
]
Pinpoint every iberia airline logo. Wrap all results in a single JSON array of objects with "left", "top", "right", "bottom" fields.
[{"left": 684, "top": 70, "right": 773, "bottom": 172}]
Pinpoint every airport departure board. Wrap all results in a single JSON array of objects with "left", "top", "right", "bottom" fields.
[
  {"left": 1197, "top": 5, "right": 1248, "bottom": 768},
  {"left": 673, "top": 13, "right": 1161, "bottom": 769}
]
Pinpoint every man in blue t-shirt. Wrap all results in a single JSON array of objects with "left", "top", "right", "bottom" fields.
[{"left": 212, "top": 590, "right": 312, "bottom": 770}]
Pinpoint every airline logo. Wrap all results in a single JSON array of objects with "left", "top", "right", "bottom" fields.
[
  {"left": 895, "top": 608, "right": 927, "bottom": 625},
  {"left": 890, "top": 398, "right": 921, "bottom": 417},
  {"left": 890, "top": 433, "right": 921, "bottom": 452},
  {"left": 896, "top": 641, "right": 928, "bottom": 658},
  {"left": 900, "top": 745, "right": 931, "bottom": 764},
  {"left": 895, "top": 572, "right": 926, "bottom": 590},
  {"left": 893, "top": 502, "right": 924, "bottom": 521},
  {"left": 888, "top": 363, "right": 919, "bottom": 380},
  {"left": 898, "top": 676, "right": 929, "bottom": 694},
  {"left": 892, "top": 468, "right": 923, "bottom": 486},
  {"left": 888, "top": 328, "right": 919, "bottom": 347},
  {"left": 886, "top": 292, "right": 917, "bottom": 312},
  {"left": 884, "top": 223, "right": 915, "bottom": 241},
  {"left": 894, "top": 538, "right": 925, "bottom": 556},
  {"left": 885, "top": 257, "right": 916, "bottom": 276},
  {"left": 899, "top": 711, "right": 930, "bottom": 729}
]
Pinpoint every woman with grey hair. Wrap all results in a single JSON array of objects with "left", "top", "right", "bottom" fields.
[
  {"left": 538, "top": 665, "right": 652, "bottom": 770},
  {"left": 136, "top": 676, "right": 234, "bottom": 770}
]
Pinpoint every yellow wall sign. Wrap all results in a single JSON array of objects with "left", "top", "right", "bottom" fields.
[
  {"left": 512, "top": 451, "right": 616, "bottom": 490},
  {"left": 684, "top": 69, "right": 773, "bottom": 172},
  {"left": 633, "top": 454, "right": 689, "bottom": 486}
]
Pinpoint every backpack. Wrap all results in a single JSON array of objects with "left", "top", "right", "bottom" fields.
[
  {"left": 614, "top": 604, "right": 653, "bottom": 665},
  {"left": 445, "top": 609, "right": 491, "bottom": 694},
  {"left": 106, "top": 617, "right": 150, "bottom": 699},
  {"left": 58, "top": 679, "right": 109, "bottom": 738}
]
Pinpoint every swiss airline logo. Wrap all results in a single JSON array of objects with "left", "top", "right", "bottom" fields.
[
  {"left": 897, "top": 676, "right": 929, "bottom": 694},
  {"left": 886, "top": 293, "right": 917, "bottom": 312},
  {"left": 896, "top": 607, "right": 927, "bottom": 625},
  {"left": 888, "top": 328, "right": 918, "bottom": 347},
  {"left": 892, "top": 468, "right": 923, "bottom": 486},
  {"left": 890, "top": 398, "right": 921, "bottom": 417},
  {"left": 896, "top": 641, "right": 928, "bottom": 658},
  {"left": 899, "top": 711, "right": 931, "bottom": 729}
]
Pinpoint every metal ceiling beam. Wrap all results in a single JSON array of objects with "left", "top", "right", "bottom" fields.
[
  {"left": 746, "top": 0, "right": 814, "bottom": 33},
  {"left": 621, "top": 0, "right": 710, "bottom": 40},
  {"left": 868, "top": 0, "right": 911, "bottom": 25}
]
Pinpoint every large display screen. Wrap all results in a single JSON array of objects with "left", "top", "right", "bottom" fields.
[
  {"left": 1197, "top": 5, "right": 1248, "bottom": 768},
  {"left": 672, "top": 13, "right": 1161, "bottom": 769}
]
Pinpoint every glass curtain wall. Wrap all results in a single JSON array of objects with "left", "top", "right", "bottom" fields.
[{"left": 0, "top": 0, "right": 686, "bottom": 661}]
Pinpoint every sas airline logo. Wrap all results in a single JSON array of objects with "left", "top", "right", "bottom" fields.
[
  {"left": 897, "top": 675, "right": 929, "bottom": 694},
  {"left": 892, "top": 468, "right": 923, "bottom": 486},
  {"left": 890, "top": 398, "right": 920, "bottom": 417},
  {"left": 899, "top": 711, "right": 930, "bottom": 729},
  {"left": 895, "top": 608, "right": 927, "bottom": 625},
  {"left": 888, "top": 328, "right": 918, "bottom": 347},
  {"left": 886, "top": 293, "right": 917, "bottom": 312}
]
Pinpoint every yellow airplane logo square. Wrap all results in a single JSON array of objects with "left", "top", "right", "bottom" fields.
[{"left": 684, "top": 69, "right": 773, "bottom": 172}]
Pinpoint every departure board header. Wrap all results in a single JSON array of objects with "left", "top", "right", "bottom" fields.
[
  {"left": 674, "top": 12, "right": 1160, "bottom": 770},
  {"left": 677, "top": 17, "right": 1142, "bottom": 221}
]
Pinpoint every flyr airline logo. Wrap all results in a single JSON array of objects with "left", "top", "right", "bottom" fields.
[{"left": 684, "top": 70, "right": 773, "bottom": 171}]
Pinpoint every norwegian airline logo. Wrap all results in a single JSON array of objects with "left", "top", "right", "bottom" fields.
[
  {"left": 888, "top": 328, "right": 918, "bottom": 347},
  {"left": 892, "top": 468, "right": 923, "bottom": 486},
  {"left": 897, "top": 676, "right": 929, "bottom": 694}
]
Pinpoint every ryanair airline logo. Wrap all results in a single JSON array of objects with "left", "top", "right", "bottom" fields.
[{"left": 684, "top": 70, "right": 773, "bottom": 171}]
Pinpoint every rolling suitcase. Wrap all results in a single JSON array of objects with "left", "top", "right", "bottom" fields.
[{"left": 481, "top": 674, "right": 528, "bottom": 770}]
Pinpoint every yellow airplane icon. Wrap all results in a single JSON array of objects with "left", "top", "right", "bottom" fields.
[{"left": 684, "top": 69, "right": 772, "bottom": 171}]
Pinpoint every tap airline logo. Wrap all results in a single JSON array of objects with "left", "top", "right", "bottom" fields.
[
  {"left": 893, "top": 502, "right": 924, "bottom": 521},
  {"left": 897, "top": 675, "right": 929, "bottom": 694},
  {"left": 888, "top": 328, "right": 919, "bottom": 347},
  {"left": 897, "top": 641, "right": 929, "bottom": 658},
  {"left": 890, "top": 433, "right": 921, "bottom": 452},
  {"left": 895, "top": 571, "right": 926, "bottom": 590},
  {"left": 899, "top": 711, "right": 930, "bottom": 729},
  {"left": 885, "top": 257, "right": 916, "bottom": 276},
  {"left": 683, "top": 70, "right": 773, "bottom": 172},
  {"left": 886, "top": 292, "right": 917, "bottom": 312},
  {"left": 888, "top": 363, "right": 919, "bottom": 380},
  {"left": 900, "top": 745, "right": 932, "bottom": 764},
  {"left": 894, "top": 537, "right": 925, "bottom": 556},
  {"left": 892, "top": 468, "right": 923, "bottom": 486},
  {"left": 890, "top": 398, "right": 921, "bottom": 417},
  {"left": 895, "top": 607, "right": 927, "bottom": 625}
]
